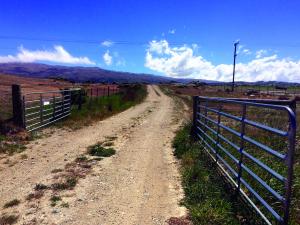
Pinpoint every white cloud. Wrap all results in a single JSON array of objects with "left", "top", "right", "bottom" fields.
[
  {"left": 101, "top": 40, "right": 114, "bottom": 47},
  {"left": 103, "top": 50, "right": 112, "bottom": 66},
  {"left": 145, "top": 40, "right": 300, "bottom": 82},
  {"left": 242, "top": 49, "right": 251, "bottom": 55},
  {"left": 0, "top": 45, "right": 95, "bottom": 65},
  {"left": 256, "top": 49, "right": 268, "bottom": 59},
  {"left": 168, "top": 29, "right": 176, "bottom": 34}
]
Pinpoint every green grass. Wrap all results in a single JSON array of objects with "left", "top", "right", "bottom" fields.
[
  {"left": 173, "top": 123, "right": 265, "bottom": 225},
  {"left": 88, "top": 143, "right": 116, "bottom": 157},
  {"left": 50, "top": 195, "right": 62, "bottom": 207},
  {"left": 58, "top": 84, "right": 147, "bottom": 129},
  {"left": 0, "top": 134, "right": 27, "bottom": 155},
  {"left": 51, "top": 177, "right": 78, "bottom": 191}
]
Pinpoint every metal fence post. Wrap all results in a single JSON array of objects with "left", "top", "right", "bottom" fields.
[
  {"left": 52, "top": 95, "right": 56, "bottom": 120},
  {"left": 39, "top": 94, "right": 43, "bottom": 123},
  {"left": 12, "top": 84, "right": 25, "bottom": 128},
  {"left": 215, "top": 102, "right": 222, "bottom": 162},
  {"left": 192, "top": 96, "right": 198, "bottom": 134},
  {"left": 283, "top": 108, "right": 297, "bottom": 225},
  {"left": 236, "top": 104, "right": 246, "bottom": 193}
]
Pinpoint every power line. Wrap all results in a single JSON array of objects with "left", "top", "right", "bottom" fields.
[{"left": 0, "top": 35, "right": 201, "bottom": 46}]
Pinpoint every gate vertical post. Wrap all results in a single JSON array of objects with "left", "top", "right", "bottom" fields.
[
  {"left": 12, "top": 84, "right": 25, "bottom": 128},
  {"left": 236, "top": 104, "right": 246, "bottom": 194},
  {"left": 283, "top": 108, "right": 297, "bottom": 225},
  {"left": 192, "top": 96, "right": 198, "bottom": 137},
  {"left": 39, "top": 94, "right": 44, "bottom": 124}
]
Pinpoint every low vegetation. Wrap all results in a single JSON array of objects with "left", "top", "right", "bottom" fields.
[
  {"left": 50, "top": 195, "right": 62, "bottom": 207},
  {"left": 173, "top": 123, "right": 264, "bottom": 225},
  {"left": 59, "top": 84, "right": 147, "bottom": 129},
  {"left": 3, "top": 199, "right": 20, "bottom": 209},
  {"left": 0, "top": 214, "right": 19, "bottom": 225},
  {"left": 0, "top": 134, "right": 26, "bottom": 155},
  {"left": 88, "top": 143, "right": 116, "bottom": 157}
]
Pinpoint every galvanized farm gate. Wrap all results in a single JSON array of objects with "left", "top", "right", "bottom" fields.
[
  {"left": 22, "top": 88, "right": 81, "bottom": 131},
  {"left": 192, "top": 96, "right": 297, "bottom": 225}
]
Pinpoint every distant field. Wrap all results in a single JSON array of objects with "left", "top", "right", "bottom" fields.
[
  {"left": 164, "top": 84, "right": 300, "bottom": 100},
  {"left": 0, "top": 74, "right": 73, "bottom": 121},
  {"left": 0, "top": 74, "right": 119, "bottom": 121}
]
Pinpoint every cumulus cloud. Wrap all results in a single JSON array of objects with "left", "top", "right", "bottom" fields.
[
  {"left": 101, "top": 40, "right": 114, "bottom": 47},
  {"left": 0, "top": 45, "right": 95, "bottom": 65},
  {"left": 103, "top": 50, "right": 112, "bottom": 65},
  {"left": 145, "top": 40, "right": 300, "bottom": 82}
]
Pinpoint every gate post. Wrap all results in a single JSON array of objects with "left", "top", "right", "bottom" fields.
[
  {"left": 191, "top": 96, "right": 198, "bottom": 137},
  {"left": 12, "top": 84, "right": 25, "bottom": 128}
]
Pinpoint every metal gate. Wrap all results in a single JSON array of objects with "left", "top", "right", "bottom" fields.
[
  {"left": 192, "top": 96, "right": 297, "bottom": 225},
  {"left": 23, "top": 88, "right": 80, "bottom": 131}
]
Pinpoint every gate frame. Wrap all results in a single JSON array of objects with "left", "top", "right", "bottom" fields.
[{"left": 192, "top": 96, "right": 297, "bottom": 225}]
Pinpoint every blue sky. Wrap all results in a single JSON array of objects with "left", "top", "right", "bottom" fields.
[{"left": 0, "top": 0, "right": 300, "bottom": 82}]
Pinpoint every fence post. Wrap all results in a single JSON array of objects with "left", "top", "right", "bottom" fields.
[
  {"left": 283, "top": 104, "right": 297, "bottom": 224},
  {"left": 12, "top": 84, "right": 25, "bottom": 128},
  {"left": 236, "top": 104, "right": 246, "bottom": 194},
  {"left": 39, "top": 94, "right": 43, "bottom": 123},
  {"left": 52, "top": 95, "right": 56, "bottom": 120},
  {"left": 192, "top": 96, "right": 198, "bottom": 136},
  {"left": 107, "top": 86, "right": 110, "bottom": 96}
]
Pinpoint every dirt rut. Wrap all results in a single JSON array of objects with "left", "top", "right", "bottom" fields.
[{"left": 0, "top": 85, "right": 188, "bottom": 225}]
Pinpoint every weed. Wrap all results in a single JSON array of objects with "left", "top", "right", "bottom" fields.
[
  {"left": 0, "top": 214, "right": 19, "bottom": 225},
  {"left": 50, "top": 195, "right": 62, "bottom": 207},
  {"left": 61, "top": 202, "right": 69, "bottom": 208},
  {"left": 88, "top": 143, "right": 116, "bottom": 157},
  {"left": 75, "top": 155, "right": 88, "bottom": 162},
  {"left": 26, "top": 191, "right": 44, "bottom": 201},
  {"left": 3, "top": 199, "right": 20, "bottom": 208},
  {"left": 34, "top": 183, "right": 48, "bottom": 191},
  {"left": 51, "top": 177, "right": 77, "bottom": 190}
]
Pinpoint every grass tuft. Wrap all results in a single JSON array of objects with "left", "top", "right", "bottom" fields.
[
  {"left": 0, "top": 214, "right": 19, "bottom": 225},
  {"left": 51, "top": 177, "right": 77, "bottom": 191},
  {"left": 34, "top": 183, "right": 48, "bottom": 191},
  {"left": 88, "top": 143, "right": 116, "bottom": 157},
  {"left": 26, "top": 191, "right": 44, "bottom": 201},
  {"left": 50, "top": 195, "right": 62, "bottom": 207},
  {"left": 3, "top": 199, "right": 20, "bottom": 208}
]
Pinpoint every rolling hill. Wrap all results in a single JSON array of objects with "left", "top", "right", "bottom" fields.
[{"left": 0, "top": 63, "right": 180, "bottom": 84}]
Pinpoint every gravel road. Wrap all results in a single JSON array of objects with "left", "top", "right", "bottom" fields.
[{"left": 0, "top": 85, "right": 188, "bottom": 225}]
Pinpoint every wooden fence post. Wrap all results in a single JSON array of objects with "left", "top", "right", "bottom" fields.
[
  {"left": 107, "top": 86, "right": 110, "bottom": 96},
  {"left": 12, "top": 84, "right": 25, "bottom": 128}
]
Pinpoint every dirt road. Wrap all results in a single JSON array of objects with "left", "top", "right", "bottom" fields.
[{"left": 0, "top": 85, "right": 188, "bottom": 225}]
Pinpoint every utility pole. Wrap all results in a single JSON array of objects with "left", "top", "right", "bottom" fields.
[{"left": 232, "top": 41, "right": 239, "bottom": 92}]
